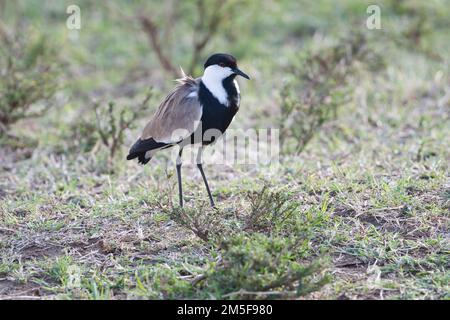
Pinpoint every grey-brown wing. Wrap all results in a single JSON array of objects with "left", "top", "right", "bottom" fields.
[{"left": 141, "top": 76, "right": 202, "bottom": 144}]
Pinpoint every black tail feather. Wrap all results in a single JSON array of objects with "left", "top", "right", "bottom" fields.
[{"left": 126, "top": 138, "right": 168, "bottom": 165}]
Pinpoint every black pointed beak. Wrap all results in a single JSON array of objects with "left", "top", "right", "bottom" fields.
[{"left": 232, "top": 67, "right": 250, "bottom": 80}]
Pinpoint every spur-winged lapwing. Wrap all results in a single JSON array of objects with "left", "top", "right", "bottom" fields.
[{"left": 127, "top": 53, "right": 250, "bottom": 207}]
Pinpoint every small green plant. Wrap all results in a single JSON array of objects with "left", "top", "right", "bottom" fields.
[
  {"left": 168, "top": 186, "right": 329, "bottom": 299},
  {"left": 53, "top": 89, "right": 153, "bottom": 170},
  {"left": 245, "top": 185, "right": 299, "bottom": 234},
  {"left": 129, "top": 233, "right": 329, "bottom": 300},
  {"left": 47, "top": 256, "right": 74, "bottom": 284},
  {"left": 94, "top": 102, "right": 130, "bottom": 160},
  {"left": 131, "top": 265, "right": 195, "bottom": 299},
  {"left": 169, "top": 205, "right": 226, "bottom": 242},
  {"left": 0, "top": 23, "right": 60, "bottom": 134},
  {"left": 205, "top": 233, "right": 329, "bottom": 299},
  {"left": 92, "top": 88, "right": 153, "bottom": 164}
]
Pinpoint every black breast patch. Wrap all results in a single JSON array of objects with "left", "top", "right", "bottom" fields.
[{"left": 194, "top": 77, "right": 240, "bottom": 145}]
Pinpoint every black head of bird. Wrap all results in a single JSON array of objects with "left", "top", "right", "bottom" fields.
[
  {"left": 203, "top": 53, "right": 250, "bottom": 80},
  {"left": 127, "top": 53, "right": 250, "bottom": 207}
]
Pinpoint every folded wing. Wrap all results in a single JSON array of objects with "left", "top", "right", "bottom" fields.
[{"left": 127, "top": 74, "right": 202, "bottom": 164}]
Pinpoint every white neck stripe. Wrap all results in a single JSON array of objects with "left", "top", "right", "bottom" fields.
[{"left": 201, "top": 65, "right": 233, "bottom": 106}]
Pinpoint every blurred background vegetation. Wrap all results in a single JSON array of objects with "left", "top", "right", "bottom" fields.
[
  {"left": 0, "top": 0, "right": 449, "bottom": 299},
  {"left": 1, "top": 0, "right": 449, "bottom": 158}
]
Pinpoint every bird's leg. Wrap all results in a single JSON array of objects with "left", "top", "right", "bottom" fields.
[
  {"left": 176, "top": 148, "right": 183, "bottom": 208},
  {"left": 196, "top": 147, "right": 215, "bottom": 207}
]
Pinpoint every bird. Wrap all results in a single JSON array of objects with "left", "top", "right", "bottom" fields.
[{"left": 127, "top": 53, "right": 250, "bottom": 208}]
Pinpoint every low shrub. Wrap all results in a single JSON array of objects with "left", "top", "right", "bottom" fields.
[{"left": 0, "top": 25, "right": 60, "bottom": 134}]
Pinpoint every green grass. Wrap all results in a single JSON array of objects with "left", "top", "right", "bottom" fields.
[{"left": 0, "top": 0, "right": 449, "bottom": 300}]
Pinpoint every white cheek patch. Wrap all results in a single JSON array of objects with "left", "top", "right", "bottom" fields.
[{"left": 202, "top": 65, "right": 233, "bottom": 106}]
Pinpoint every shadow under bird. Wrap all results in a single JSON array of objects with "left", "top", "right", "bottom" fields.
[{"left": 127, "top": 53, "right": 250, "bottom": 207}]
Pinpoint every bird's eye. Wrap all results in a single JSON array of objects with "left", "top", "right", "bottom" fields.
[{"left": 218, "top": 62, "right": 225, "bottom": 67}]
